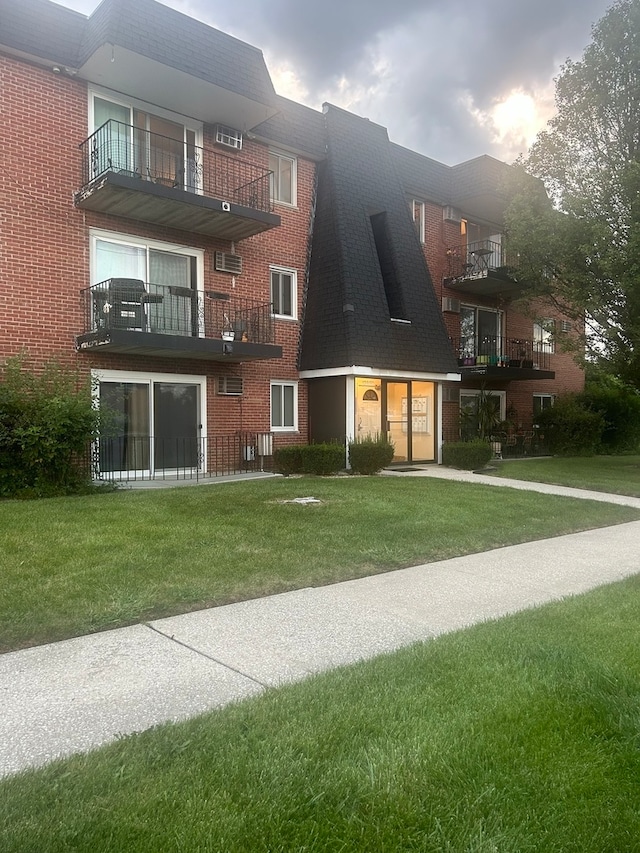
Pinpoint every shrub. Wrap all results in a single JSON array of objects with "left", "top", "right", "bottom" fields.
[
  {"left": 442, "top": 440, "right": 492, "bottom": 470},
  {"left": 535, "top": 395, "right": 604, "bottom": 456},
  {"left": 348, "top": 433, "right": 395, "bottom": 475},
  {"left": 578, "top": 382, "right": 640, "bottom": 453},
  {"left": 0, "top": 355, "right": 99, "bottom": 497},
  {"left": 274, "top": 443, "right": 345, "bottom": 476},
  {"left": 301, "top": 443, "right": 345, "bottom": 475},
  {"left": 273, "top": 445, "right": 305, "bottom": 476}
]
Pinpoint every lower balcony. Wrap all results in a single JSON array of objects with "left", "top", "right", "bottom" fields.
[
  {"left": 76, "top": 280, "right": 282, "bottom": 363},
  {"left": 444, "top": 239, "right": 521, "bottom": 297},
  {"left": 451, "top": 336, "right": 555, "bottom": 381}
]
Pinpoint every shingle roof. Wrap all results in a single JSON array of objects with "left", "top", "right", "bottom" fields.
[
  {"left": 0, "top": 0, "right": 86, "bottom": 66},
  {"left": 253, "top": 96, "right": 326, "bottom": 160},
  {"left": 0, "top": 0, "right": 276, "bottom": 108},
  {"left": 300, "top": 105, "right": 457, "bottom": 376}
]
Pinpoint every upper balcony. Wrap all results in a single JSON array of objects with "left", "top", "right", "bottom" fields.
[
  {"left": 444, "top": 239, "right": 521, "bottom": 297},
  {"left": 75, "top": 279, "right": 282, "bottom": 363},
  {"left": 74, "top": 120, "right": 281, "bottom": 241}
]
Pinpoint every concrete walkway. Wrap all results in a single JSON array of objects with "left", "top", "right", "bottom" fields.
[{"left": 2, "top": 467, "right": 640, "bottom": 778}]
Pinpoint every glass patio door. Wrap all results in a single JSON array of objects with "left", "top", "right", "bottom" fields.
[{"left": 98, "top": 377, "right": 202, "bottom": 477}]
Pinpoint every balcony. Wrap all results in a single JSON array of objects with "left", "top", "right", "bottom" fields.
[
  {"left": 74, "top": 121, "right": 281, "bottom": 240},
  {"left": 444, "top": 239, "right": 521, "bottom": 297},
  {"left": 450, "top": 336, "right": 554, "bottom": 381},
  {"left": 76, "top": 279, "right": 282, "bottom": 363}
]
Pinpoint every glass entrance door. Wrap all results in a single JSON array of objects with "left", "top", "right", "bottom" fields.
[{"left": 386, "top": 381, "right": 410, "bottom": 463}]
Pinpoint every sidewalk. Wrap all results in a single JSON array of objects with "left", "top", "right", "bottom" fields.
[{"left": 2, "top": 468, "right": 640, "bottom": 778}]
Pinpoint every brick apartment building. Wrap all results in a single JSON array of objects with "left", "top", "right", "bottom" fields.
[{"left": 0, "top": 0, "right": 584, "bottom": 479}]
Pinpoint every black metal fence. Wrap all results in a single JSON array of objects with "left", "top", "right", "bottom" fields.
[
  {"left": 450, "top": 336, "right": 552, "bottom": 371},
  {"left": 79, "top": 119, "right": 272, "bottom": 212},
  {"left": 446, "top": 239, "right": 517, "bottom": 279},
  {"left": 91, "top": 432, "right": 273, "bottom": 483},
  {"left": 80, "top": 280, "right": 275, "bottom": 344}
]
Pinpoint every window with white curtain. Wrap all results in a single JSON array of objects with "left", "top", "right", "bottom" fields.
[{"left": 91, "top": 231, "right": 202, "bottom": 336}]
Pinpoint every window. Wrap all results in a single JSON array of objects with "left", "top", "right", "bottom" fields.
[
  {"left": 269, "top": 150, "right": 297, "bottom": 205},
  {"left": 93, "top": 369, "right": 205, "bottom": 476},
  {"left": 533, "top": 394, "right": 554, "bottom": 416},
  {"left": 91, "top": 231, "right": 202, "bottom": 337},
  {"left": 90, "top": 92, "right": 202, "bottom": 191},
  {"left": 412, "top": 200, "right": 425, "bottom": 244},
  {"left": 534, "top": 320, "right": 555, "bottom": 353},
  {"left": 270, "top": 266, "right": 297, "bottom": 318},
  {"left": 271, "top": 381, "right": 297, "bottom": 431},
  {"left": 459, "top": 305, "right": 501, "bottom": 359}
]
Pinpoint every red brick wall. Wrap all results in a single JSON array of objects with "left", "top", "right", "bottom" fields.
[
  {"left": 1, "top": 54, "right": 313, "bottom": 444},
  {"left": 417, "top": 198, "right": 584, "bottom": 432}
]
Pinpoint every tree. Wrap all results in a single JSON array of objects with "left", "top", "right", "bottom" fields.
[{"left": 504, "top": 0, "right": 640, "bottom": 389}]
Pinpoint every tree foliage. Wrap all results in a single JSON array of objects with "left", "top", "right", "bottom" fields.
[{"left": 504, "top": 0, "right": 640, "bottom": 388}]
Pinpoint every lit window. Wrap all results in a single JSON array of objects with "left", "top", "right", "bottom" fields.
[
  {"left": 271, "top": 382, "right": 297, "bottom": 431},
  {"left": 270, "top": 266, "right": 297, "bottom": 318},
  {"left": 412, "top": 200, "right": 425, "bottom": 244},
  {"left": 269, "top": 150, "right": 297, "bottom": 205}
]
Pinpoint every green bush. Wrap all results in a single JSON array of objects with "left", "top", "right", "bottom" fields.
[
  {"left": 442, "top": 440, "right": 492, "bottom": 470},
  {"left": 301, "top": 443, "right": 345, "bottom": 475},
  {"left": 535, "top": 395, "right": 604, "bottom": 456},
  {"left": 273, "top": 445, "right": 305, "bottom": 475},
  {"left": 348, "top": 433, "right": 395, "bottom": 474},
  {"left": 274, "top": 443, "right": 345, "bottom": 476},
  {"left": 579, "top": 383, "right": 640, "bottom": 453},
  {"left": 0, "top": 355, "right": 99, "bottom": 498}
]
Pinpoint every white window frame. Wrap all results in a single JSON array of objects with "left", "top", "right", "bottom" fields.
[
  {"left": 412, "top": 200, "right": 425, "bottom": 244},
  {"left": 534, "top": 319, "right": 556, "bottom": 353},
  {"left": 88, "top": 88, "right": 203, "bottom": 191},
  {"left": 533, "top": 393, "right": 554, "bottom": 416},
  {"left": 270, "top": 381, "right": 298, "bottom": 432},
  {"left": 460, "top": 389, "right": 506, "bottom": 423},
  {"left": 269, "top": 149, "right": 297, "bottom": 206},
  {"left": 90, "top": 229, "right": 204, "bottom": 334},
  {"left": 270, "top": 265, "right": 298, "bottom": 319},
  {"left": 92, "top": 369, "right": 207, "bottom": 477}
]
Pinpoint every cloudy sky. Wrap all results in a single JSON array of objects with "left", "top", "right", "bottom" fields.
[{"left": 57, "top": 0, "right": 613, "bottom": 165}]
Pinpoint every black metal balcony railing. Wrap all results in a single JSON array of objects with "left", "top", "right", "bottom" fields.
[
  {"left": 79, "top": 120, "right": 272, "bottom": 212},
  {"left": 81, "top": 279, "right": 275, "bottom": 344},
  {"left": 446, "top": 239, "right": 517, "bottom": 279},
  {"left": 450, "top": 336, "right": 552, "bottom": 371},
  {"left": 91, "top": 432, "right": 273, "bottom": 482}
]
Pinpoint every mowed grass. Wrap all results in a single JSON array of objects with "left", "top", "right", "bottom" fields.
[
  {"left": 3, "top": 575, "right": 640, "bottom": 852},
  {"left": 491, "top": 454, "right": 640, "bottom": 497},
  {"left": 2, "top": 476, "right": 639, "bottom": 652}
]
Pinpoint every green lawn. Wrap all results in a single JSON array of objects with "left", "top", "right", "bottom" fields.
[
  {"left": 1, "top": 476, "right": 638, "bottom": 653},
  {"left": 491, "top": 454, "right": 640, "bottom": 497},
  {"left": 3, "top": 575, "right": 640, "bottom": 852}
]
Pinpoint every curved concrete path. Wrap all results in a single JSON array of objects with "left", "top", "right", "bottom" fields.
[{"left": 2, "top": 467, "right": 639, "bottom": 778}]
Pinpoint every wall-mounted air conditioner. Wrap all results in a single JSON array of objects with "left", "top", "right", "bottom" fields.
[
  {"left": 443, "top": 205, "right": 462, "bottom": 223},
  {"left": 560, "top": 320, "right": 572, "bottom": 333},
  {"left": 215, "top": 125, "right": 243, "bottom": 150},
  {"left": 214, "top": 251, "right": 242, "bottom": 275},
  {"left": 442, "top": 297, "right": 461, "bottom": 313},
  {"left": 217, "top": 376, "right": 244, "bottom": 396}
]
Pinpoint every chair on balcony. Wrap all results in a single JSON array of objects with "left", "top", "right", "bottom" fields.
[{"left": 103, "top": 279, "right": 163, "bottom": 331}]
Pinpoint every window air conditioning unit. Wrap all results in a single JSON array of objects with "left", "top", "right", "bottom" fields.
[
  {"left": 443, "top": 205, "right": 462, "bottom": 223},
  {"left": 442, "top": 386, "right": 460, "bottom": 403},
  {"left": 442, "top": 297, "right": 461, "bottom": 313},
  {"left": 560, "top": 320, "right": 572, "bottom": 333},
  {"left": 217, "top": 376, "right": 244, "bottom": 396},
  {"left": 214, "top": 251, "right": 242, "bottom": 275},
  {"left": 215, "top": 125, "right": 243, "bottom": 150}
]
